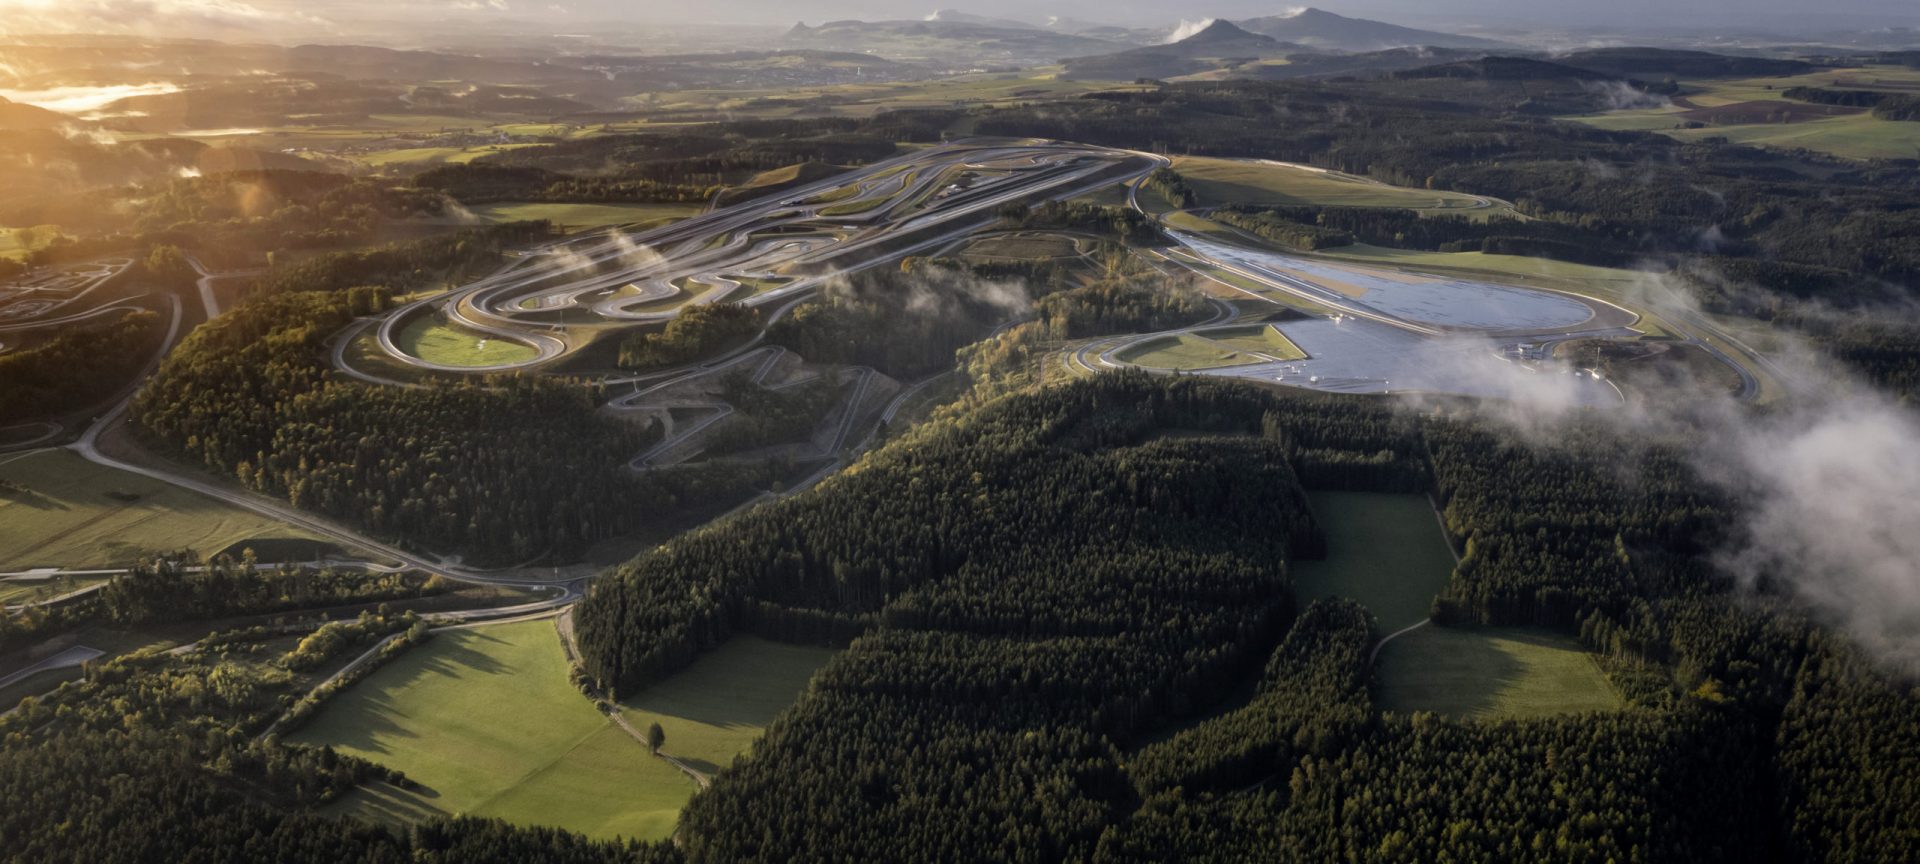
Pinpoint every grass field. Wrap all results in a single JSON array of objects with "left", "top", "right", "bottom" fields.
[
  {"left": 1173, "top": 156, "right": 1514, "bottom": 217},
  {"left": 1564, "top": 65, "right": 1920, "bottom": 160},
  {"left": 1319, "top": 242, "right": 1649, "bottom": 293},
  {"left": 962, "top": 233, "right": 1083, "bottom": 260},
  {"left": 1291, "top": 491, "right": 1456, "bottom": 631},
  {"left": 464, "top": 201, "right": 701, "bottom": 230},
  {"left": 291, "top": 619, "right": 687, "bottom": 841},
  {"left": 1375, "top": 626, "right": 1622, "bottom": 720},
  {"left": 394, "top": 315, "right": 538, "bottom": 367},
  {"left": 0, "top": 448, "right": 325, "bottom": 570},
  {"left": 819, "top": 195, "right": 890, "bottom": 217},
  {"left": 354, "top": 144, "right": 542, "bottom": 168},
  {"left": 618, "top": 635, "right": 838, "bottom": 778},
  {"left": 293, "top": 622, "right": 834, "bottom": 841},
  {"left": 1116, "top": 333, "right": 1251, "bottom": 370},
  {"left": 1196, "top": 324, "right": 1307, "bottom": 361}
]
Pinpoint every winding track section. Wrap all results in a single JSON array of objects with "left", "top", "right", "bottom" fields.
[{"left": 361, "top": 139, "right": 1160, "bottom": 373}]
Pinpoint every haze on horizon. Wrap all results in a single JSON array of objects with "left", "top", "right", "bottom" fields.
[{"left": 0, "top": 0, "right": 1911, "bottom": 44}]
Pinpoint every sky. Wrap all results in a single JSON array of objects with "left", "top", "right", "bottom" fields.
[{"left": 0, "top": 0, "right": 1911, "bottom": 41}]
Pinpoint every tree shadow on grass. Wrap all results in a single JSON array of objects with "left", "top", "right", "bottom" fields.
[
  {"left": 295, "top": 632, "right": 517, "bottom": 755},
  {"left": 1374, "top": 626, "right": 1527, "bottom": 719}
]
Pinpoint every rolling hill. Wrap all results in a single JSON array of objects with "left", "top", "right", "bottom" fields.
[
  {"left": 1549, "top": 48, "right": 1816, "bottom": 79},
  {"left": 1062, "top": 20, "right": 1297, "bottom": 81},
  {"left": 1235, "top": 7, "right": 1513, "bottom": 52},
  {"left": 781, "top": 18, "right": 1124, "bottom": 66}
]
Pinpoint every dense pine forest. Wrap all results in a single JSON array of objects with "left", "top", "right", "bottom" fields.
[
  {"left": 572, "top": 373, "right": 1918, "bottom": 862},
  {"left": 7, "top": 40, "right": 1920, "bottom": 863}
]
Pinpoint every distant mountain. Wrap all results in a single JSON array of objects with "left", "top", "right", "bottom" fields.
[
  {"left": 0, "top": 96, "right": 78, "bottom": 130},
  {"left": 1235, "top": 8, "right": 1512, "bottom": 52},
  {"left": 281, "top": 44, "right": 604, "bottom": 86},
  {"left": 1043, "top": 16, "right": 1166, "bottom": 45},
  {"left": 1061, "top": 20, "right": 1297, "bottom": 81},
  {"left": 925, "top": 9, "right": 1037, "bottom": 30},
  {"left": 782, "top": 19, "right": 1126, "bottom": 66},
  {"left": 1549, "top": 48, "right": 1815, "bottom": 79},
  {"left": 1247, "top": 46, "right": 1484, "bottom": 80}
]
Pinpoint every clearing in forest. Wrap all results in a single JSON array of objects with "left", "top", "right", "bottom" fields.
[{"left": 290, "top": 621, "right": 833, "bottom": 841}]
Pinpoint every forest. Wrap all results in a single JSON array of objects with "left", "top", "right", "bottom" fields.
[
  {"left": 571, "top": 373, "right": 1916, "bottom": 862},
  {"left": 0, "top": 307, "right": 163, "bottom": 423}
]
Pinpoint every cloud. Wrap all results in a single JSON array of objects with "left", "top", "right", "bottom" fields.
[
  {"left": 1164, "top": 18, "right": 1215, "bottom": 43},
  {"left": 1434, "top": 265, "right": 1920, "bottom": 672},
  {"left": 0, "top": 82, "right": 182, "bottom": 114},
  {"left": 0, "top": 0, "right": 324, "bottom": 38}
]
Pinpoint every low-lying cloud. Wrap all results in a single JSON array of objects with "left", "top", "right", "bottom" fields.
[{"left": 1431, "top": 266, "right": 1920, "bottom": 670}]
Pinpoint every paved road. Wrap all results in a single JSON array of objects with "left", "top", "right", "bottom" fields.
[
  {"left": 0, "top": 645, "right": 102, "bottom": 691},
  {"left": 362, "top": 139, "right": 1158, "bottom": 374}
]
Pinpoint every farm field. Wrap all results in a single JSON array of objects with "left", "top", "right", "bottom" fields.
[
  {"left": 1172, "top": 156, "right": 1516, "bottom": 218},
  {"left": 289, "top": 618, "right": 688, "bottom": 841},
  {"left": 1290, "top": 491, "right": 1455, "bottom": 632},
  {"left": 0, "top": 448, "right": 325, "bottom": 571},
  {"left": 1563, "top": 65, "right": 1920, "bottom": 160},
  {"left": 464, "top": 201, "right": 702, "bottom": 230},
  {"left": 618, "top": 635, "right": 838, "bottom": 778},
  {"left": 1116, "top": 333, "right": 1252, "bottom": 370},
  {"left": 1374, "top": 626, "right": 1623, "bottom": 720},
  {"left": 352, "top": 143, "right": 543, "bottom": 168},
  {"left": 292, "top": 622, "right": 834, "bottom": 841},
  {"left": 394, "top": 315, "right": 538, "bottom": 367}
]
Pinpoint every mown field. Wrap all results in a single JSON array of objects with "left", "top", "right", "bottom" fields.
[
  {"left": 962, "top": 232, "right": 1085, "bottom": 261},
  {"left": 618, "top": 635, "right": 838, "bottom": 779},
  {"left": 1374, "top": 626, "right": 1623, "bottom": 719},
  {"left": 463, "top": 201, "right": 701, "bottom": 230},
  {"left": 1172, "top": 156, "right": 1518, "bottom": 218},
  {"left": 394, "top": 314, "right": 538, "bottom": 367},
  {"left": 1199, "top": 324, "right": 1307, "bottom": 361},
  {"left": 292, "top": 621, "right": 834, "bottom": 842},
  {"left": 0, "top": 448, "right": 325, "bottom": 571},
  {"left": 1564, "top": 65, "right": 1920, "bottom": 160},
  {"left": 290, "top": 618, "right": 687, "bottom": 841},
  {"left": 1290, "top": 491, "right": 1622, "bottom": 719},
  {"left": 1116, "top": 333, "right": 1251, "bottom": 370},
  {"left": 1290, "top": 491, "right": 1456, "bottom": 631}
]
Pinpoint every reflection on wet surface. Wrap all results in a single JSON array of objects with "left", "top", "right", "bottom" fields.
[
  {"left": 1202, "top": 317, "right": 1618, "bottom": 406},
  {"left": 1186, "top": 238, "right": 1597, "bottom": 331}
]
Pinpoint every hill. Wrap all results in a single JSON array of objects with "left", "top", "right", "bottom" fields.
[
  {"left": 1393, "top": 56, "right": 1614, "bottom": 82},
  {"left": 1551, "top": 47, "right": 1816, "bottom": 79},
  {"left": 924, "top": 9, "right": 1036, "bottom": 29},
  {"left": 1381, "top": 57, "right": 1635, "bottom": 114},
  {"left": 1236, "top": 7, "right": 1512, "bottom": 52},
  {"left": 781, "top": 18, "right": 1124, "bottom": 66},
  {"left": 1062, "top": 20, "right": 1296, "bottom": 81},
  {"left": 0, "top": 96, "right": 78, "bottom": 130},
  {"left": 1252, "top": 46, "right": 1484, "bottom": 80}
]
